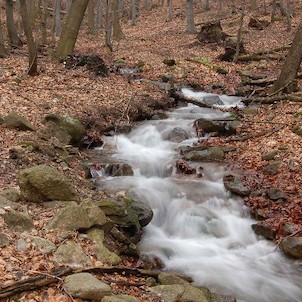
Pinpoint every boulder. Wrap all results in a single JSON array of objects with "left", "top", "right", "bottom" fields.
[
  {"left": 28, "top": 235, "right": 56, "bottom": 254},
  {"left": 203, "top": 95, "right": 224, "bottom": 106},
  {"left": 212, "top": 293, "right": 237, "bottom": 302},
  {"left": 150, "top": 285, "right": 185, "bottom": 302},
  {"left": 88, "top": 228, "right": 121, "bottom": 265},
  {"left": 42, "top": 114, "right": 85, "bottom": 145},
  {"left": 252, "top": 223, "right": 276, "bottom": 240},
  {"left": 3, "top": 209, "right": 34, "bottom": 231},
  {"left": 223, "top": 174, "right": 251, "bottom": 196},
  {"left": 158, "top": 272, "right": 190, "bottom": 285},
  {"left": 0, "top": 196, "right": 19, "bottom": 210},
  {"left": 279, "top": 236, "right": 302, "bottom": 258},
  {"left": 184, "top": 147, "right": 224, "bottom": 162},
  {"left": 262, "top": 161, "right": 281, "bottom": 175},
  {"left": 261, "top": 150, "right": 278, "bottom": 161},
  {"left": 163, "top": 59, "right": 176, "bottom": 66},
  {"left": 166, "top": 127, "right": 189, "bottom": 143},
  {"left": 18, "top": 165, "right": 78, "bottom": 202},
  {"left": 53, "top": 241, "right": 91, "bottom": 267},
  {"left": 64, "top": 272, "right": 112, "bottom": 300},
  {"left": 47, "top": 204, "right": 109, "bottom": 231},
  {"left": 0, "top": 188, "right": 21, "bottom": 202},
  {"left": 99, "top": 163, "right": 134, "bottom": 177},
  {"left": 266, "top": 187, "right": 287, "bottom": 200},
  {"left": 3, "top": 113, "right": 34, "bottom": 131},
  {"left": 0, "top": 233, "right": 9, "bottom": 246},
  {"left": 293, "top": 125, "right": 302, "bottom": 137},
  {"left": 194, "top": 118, "right": 237, "bottom": 136}
]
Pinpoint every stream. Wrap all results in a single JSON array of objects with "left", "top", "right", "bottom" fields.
[{"left": 95, "top": 89, "right": 302, "bottom": 302}]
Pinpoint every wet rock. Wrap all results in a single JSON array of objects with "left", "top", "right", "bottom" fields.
[
  {"left": 28, "top": 235, "right": 56, "bottom": 254},
  {"left": 251, "top": 223, "right": 276, "bottom": 240},
  {"left": 182, "top": 284, "right": 212, "bottom": 302},
  {"left": 0, "top": 233, "right": 9, "bottom": 246},
  {"left": 102, "top": 295, "right": 140, "bottom": 302},
  {"left": 194, "top": 118, "right": 237, "bottom": 136},
  {"left": 150, "top": 284, "right": 185, "bottom": 302},
  {"left": 47, "top": 204, "right": 109, "bottom": 231},
  {"left": 223, "top": 174, "right": 250, "bottom": 196},
  {"left": 184, "top": 147, "right": 224, "bottom": 162},
  {"left": 3, "top": 113, "right": 35, "bottom": 131},
  {"left": 279, "top": 236, "right": 302, "bottom": 258},
  {"left": 166, "top": 127, "right": 189, "bottom": 143},
  {"left": 3, "top": 209, "right": 34, "bottom": 231},
  {"left": 18, "top": 165, "right": 79, "bottom": 202},
  {"left": 88, "top": 228, "right": 121, "bottom": 265},
  {"left": 42, "top": 114, "right": 85, "bottom": 145},
  {"left": 0, "top": 188, "right": 21, "bottom": 202},
  {"left": 282, "top": 223, "right": 300, "bottom": 236},
  {"left": 261, "top": 150, "right": 278, "bottom": 161},
  {"left": 53, "top": 241, "right": 91, "bottom": 267},
  {"left": 212, "top": 293, "right": 237, "bottom": 302},
  {"left": 203, "top": 95, "right": 224, "bottom": 105},
  {"left": 158, "top": 272, "right": 190, "bottom": 285},
  {"left": 266, "top": 187, "right": 287, "bottom": 200},
  {"left": 96, "top": 163, "right": 134, "bottom": 177},
  {"left": 64, "top": 272, "right": 112, "bottom": 300}
]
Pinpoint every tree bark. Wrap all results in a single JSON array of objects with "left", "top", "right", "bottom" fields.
[
  {"left": 112, "top": 0, "right": 123, "bottom": 39},
  {"left": 234, "top": 9, "right": 245, "bottom": 63},
  {"left": 131, "top": 0, "right": 137, "bottom": 26},
  {"left": 271, "top": 19, "right": 302, "bottom": 94},
  {"left": 39, "top": 0, "right": 47, "bottom": 44},
  {"left": 53, "top": 0, "right": 62, "bottom": 36},
  {"left": 186, "top": 0, "right": 196, "bottom": 33},
  {"left": 167, "top": 0, "right": 173, "bottom": 21},
  {"left": 88, "top": 0, "right": 96, "bottom": 34},
  {"left": 19, "top": 0, "right": 38, "bottom": 76},
  {"left": 105, "top": 0, "right": 112, "bottom": 51},
  {"left": 96, "top": 0, "right": 104, "bottom": 32},
  {"left": 0, "top": 14, "right": 8, "bottom": 58},
  {"left": 5, "top": 0, "right": 23, "bottom": 47},
  {"left": 55, "top": 0, "right": 90, "bottom": 60}
]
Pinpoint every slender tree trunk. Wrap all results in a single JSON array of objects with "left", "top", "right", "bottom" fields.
[
  {"left": 271, "top": 19, "right": 302, "bottom": 93},
  {"left": 112, "top": 0, "right": 123, "bottom": 39},
  {"left": 105, "top": 0, "right": 112, "bottom": 51},
  {"left": 5, "top": 0, "right": 23, "bottom": 47},
  {"left": 234, "top": 8, "right": 244, "bottom": 63},
  {"left": 88, "top": 0, "right": 96, "bottom": 34},
  {"left": 167, "top": 0, "right": 173, "bottom": 21},
  {"left": 55, "top": 0, "right": 90, "bottom": 60},
  {"left": 0, "top": 15, "right": 8, "bottom": 58},
  {"left": 271, "top": 0, "right": 277, "bottom": 22},
  {"left": 204, "top": 0, "right": 210, "bottom": 11},
  {"left": 186, "top": 0, "right": 196, "bottom": 33},
  {"left": 53, "top": 0, "right": 62, "bottom": 36},
  {"left": 66, "top": 0, "right": 72, "bottom": 12},
  {"left": 96, "top": 0, "right": 103, "bottom": 33},
  {"left": 19, "top": 0, "right": 38, "bottom": 76},
  {"left": 131, "top": 0, "right": 137, "bottom": 26},
  {"left": 285, "top": 0, "right": 291, "bottom": 32},
  {"left": 40, "top": 0, "right": 47, "bottom": 44}
]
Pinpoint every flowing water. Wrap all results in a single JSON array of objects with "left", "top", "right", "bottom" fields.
[{"left": 95, "top": 90, "right": 302, "bottom": 302}]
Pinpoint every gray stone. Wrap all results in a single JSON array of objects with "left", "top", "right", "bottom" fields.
[
  {"left": 158, "top": 272, "right": 190, "bottom": 285},
  {"left": 47, "top": 204, "right": 108, "bottom": 231},
  {"left": 43, "top": 114, "right": 85, "bottom": 145},
  {"left": 4, "top": 113, "right": 35, "bottom": 131},
  {"left": 28, "top": 235, "right": 56, "bottom": 254},
  {"left": 64, "top": 272, "right": 112, "bottom": 300},
  {"left": 262, "top": 161, "right": 281, "bottom": 175},
  {"left": 88, "top": 228, "right": 121, "bottom": 265},
  {"left": 252, "top": 223, "right": 276, "bottom": 240},
  {"left": 102, "top": 163, "right": 134, "bottom": 177},
  {"left": 0, "top": 233, "right": 9, "bottom": 246},
  {"left": 266, "top": 187, "right": 287, "bottom": 200},
  {"left": 203, "top": 95, "right": 224, "bottom": 105},
  {"left": 184, "top": 147, "right": 224, "bottom": 162},
  {"left": 16, "top": 238, "right": 28, "bottom": 251},
  {"left": 3, "top": 209, "right": 34, "bottom": 231},
  {"left": 166, "top": 127, "right": 189, "bottom": 143},
  {"left": 223, "top": 174, "right": 251, "bottom": 196},
  {"left": 293, "top": 125, "right": 302, "bottom": 137},
  {"left": 261, "top": 150, "right": 278, "bottom": 161},
  {"left": 18, "top": 165, "right": 78, "bottom": 202},
  {"left": 0, "top": 196, "right": 19, "bottom": 210},
  {"left": 194, "top": 119, "right": 237, "bottom": 136},
  {"left": 102, "top": 294, "right": 141, "bottom": 302},
  {"left": 181, "top": 284, "right": 212, "bottom": 302},
  {"left": 150, "top": 285, "right": 185, "bottom": 302},
  {"left": 279, "top": 236, "right": 302, "bottom": 258},
  {"left": 0, "top": 188, "right": 21, "bottom": 202},
  {"left": 53, "top": 241, "right": 91, "bottom": 267},
  {"left": 212, "top": 293, "right": 237, "bottom": 302}
]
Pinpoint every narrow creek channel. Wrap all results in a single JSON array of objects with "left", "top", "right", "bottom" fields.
[{"left": 95, "top": 89, "right": 302, "bottom": 302}]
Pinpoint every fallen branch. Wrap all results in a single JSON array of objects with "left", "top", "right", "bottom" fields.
[
  {"left": 243, "top": 93, "right": 302, "bottom": 105},
  {"left": 0, "top": 266, "right": 162, "bottom": 299},
  {"left": 226, "top": 126, "right": 283, "bottom": 142}
]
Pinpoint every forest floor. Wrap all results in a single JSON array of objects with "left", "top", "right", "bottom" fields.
[{"left": 0, "top": 0, "right": 302, "bottom": 301}]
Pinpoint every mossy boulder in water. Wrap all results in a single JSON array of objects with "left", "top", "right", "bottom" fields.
[
  {"left": 184, "top": 147, "right": 224, "bottom": 162},
  {"left": 18, "top": 165, "right": 78, "bottom": 202}
]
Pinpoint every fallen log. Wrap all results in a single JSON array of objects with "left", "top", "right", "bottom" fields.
[{"left": 243, "top": 93, "right": 302, "bottom": 105}]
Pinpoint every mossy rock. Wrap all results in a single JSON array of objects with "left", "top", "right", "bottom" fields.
[{"left": 4, "top": 113, "right": 35, "bottom": 131}]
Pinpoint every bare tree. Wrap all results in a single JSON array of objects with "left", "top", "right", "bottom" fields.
[
  {"left": 96, "top": 0, "right": 104, "bottom": 33},
  {"left": 167, "top": 0, "right": 173, "bottom": 21},
  {"left": 53, "top": 0, "right": 62, "bottom": 36},
  {"left": 186, "top": 0, "right": 196, "bottom": 33},
  {"left": 88, "top": 0, "right": 96, "bottom": 34},
  {"left": 55, "top": 0, "right": 90, "bottom": 60},
  {"left": 112, "top": 0, "right": 123, "bottom": 39},
  {"left": 5, "top": 0, "right": 23, "bottom": 47},
  {"left": 0, "top": 14, "right": 8, "bottom": 58},
  {"left": 39, "top": 0, "right": 47, "bottom": 44},
  {"left": 105, "top": 0, "right": 112, "bottom": 51},
  {"left": 19, "top": 0, "right": 38, "bottom": 75},
  {"left": 131, "top": 0, "right": 137, "bottom": 26},
  {"left": 271, "top": 19, "right": 302, "bottom": 94}
]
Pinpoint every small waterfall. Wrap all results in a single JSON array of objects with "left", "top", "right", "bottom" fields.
[{"left": 96, "top": 90, "right": 302, "bottom": 302}]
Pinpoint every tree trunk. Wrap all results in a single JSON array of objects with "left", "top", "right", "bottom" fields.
[
  {"left": 55, "top": 0, "right": 90, "bottom": 60},
  {"left": 167, "top": 0, "right": 173, "bottom": 21},
  {"left": 131, "top": 0, "right": 137, "bottom": 26},
  {"left": 96, "top": 0, "right": 103, "bottom": 33},
  {"left": 40, "top": 0, "right": 47, "bottom": 44},
  {"left": 5, "top": 0, "right": 23, "bottom": 47},
  {"left": 112, "top": 0, "right": 123, "bottom": 39},
  {"left": 105, "top": 0, "right": 112, "bottom": 51},
  {"left": 53, "top": 0, "right": 62, "bottom": 36},
  {"left": 66, "top": 0, "right": 72, "bottom": 12},
  {"left": 0, "top": 14, "right": 8, "bottom": 58},
  {"left": 233, "top": 9, "right": 245, "bottom": 63},
  {"left": 285, "top": 0, "right": 291, "bottom": 32},
  {"left": 19, "top": 0, "right": 38, "bottom": 76},
  {"left": 88, "top": 0, "right": 96, "bottom": 34},
  {"left": 186, "top": 0, "right": 196, "bottom": 33},
  {"left": 271, "top": 20, "right": 302, "bottom": 94},
  {"left": 204, "top": 0, "right": 210, "bottom": 11}
]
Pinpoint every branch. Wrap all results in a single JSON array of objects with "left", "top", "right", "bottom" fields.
[{"left": 243, "top": 93, "right": 302, "bottom": 105}]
